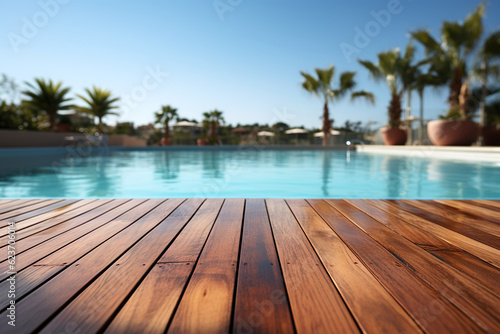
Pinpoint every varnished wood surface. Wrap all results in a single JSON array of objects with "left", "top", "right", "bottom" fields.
[{"left": 0, "top": 199, "right": 498, "bottom": 333}]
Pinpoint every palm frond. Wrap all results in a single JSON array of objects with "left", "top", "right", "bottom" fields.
[
  {"left": 315, "top": 66, "right": 334, "bottom": 88},
  {"left": 411, "top": 30, "right": 442, "bottom": 55},
  {"left": 339, "top": 72, "right": 356, "bottom": 92},
  {"left": 358, "top": 60, "right": 384, "bottom": 81},
  {"left": 351, "top": 91, "right": 375, "bottom": 104}
]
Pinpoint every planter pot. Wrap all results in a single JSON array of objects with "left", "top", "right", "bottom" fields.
[
  {"left": 427, "top": 120, "right": 478, "bottom": 146},
  {"left": 161, "top": 137, "right": 173, "bottom": 146},
  {"left": 482, "top": 125, "right": 500, "bottom": 146},
  {"left": 380, "top": 127, "right": 407, "bottom": 145},
  {"left": 197, "top": 138, "right": 210, "bottom": 146},
  {"left": 58, "top": 124, "right": 71, "bottom": 132}
]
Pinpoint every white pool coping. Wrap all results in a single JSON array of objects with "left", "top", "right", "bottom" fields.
[{"left": 357, "top": 145, "right": 500, "bottom": 163}]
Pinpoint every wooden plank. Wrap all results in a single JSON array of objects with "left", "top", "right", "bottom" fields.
[
  {"left": 233, "top": 199, "right": 295, "bottom": 334},
  {"left": 389, "top": 201, "right": 499, "bottom": 250},
  {"left": 40, "top": 199, "right": 205, "bottom": 334},
  {"left": 0, "top": 199, "right": 99, "bottom": 239},
  {"left": 167, "top": 198, "right": 245, "bottom": 334},
  {"left": 287, "top": 199, "right": 422, "bottom": 333},
  {"left": 0, "top": 200, "right": 141, "bottom": 281},
  {"left": 390, "top": 199, "right": 500, "bottom": 255},
  {"left": 465, "top": 200, "right": 500, "bottom": 212},
  {"left": 0, "top": 199, "right": 48, "bottom": 214},
  {"left": 330, "top": 199, "right": 500, "bottom": 333},
  {"left": 0, "top": 199, "right": 123, "bottom": 262},
  {"left": 367, "top": 199, "right": 500, "bottom": 269},
  {"left": 434, "top": 200, "right": 500, "bottom": 225},
  {"left": 0, "top": 199, "right": 17, "bottom": 210},
  {"left": 309, "top": 199, "right": 484, "bottom": 334},
  {"left": 105, "top": 199, "right": 224, "bottom": 334},
  {"left": 402, "top": 200, "right": 500, "bottom": 239},
  {"left": 0, "top": 199, "right": 148, "bottom": 309},
  {"left": 0, "top": 200, "right": 81, "bottom": 238},
  {"left": 0, "top": 199, "right": 63, "bottom": 222},
  {"left": 266, "top": 199, "right": 359, "bottom": 334},
  {"left": 1, "top": 198, "right": 183, "bottom": 333},
  {"left": 348, "top": 199, "right": 500, "bottom": 297}
]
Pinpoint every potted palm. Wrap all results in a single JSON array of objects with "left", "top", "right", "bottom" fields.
[
  {"left": 483, "top": 99, "right": 500, "bottom": 146},
  {"left": 413, "top": 3, "right": 485, "bottom": 146},
  {"left": 300, "top": 65, "right": 374, "bottom": 146},
  {"left": 154, "top": 105, "right": 178, "bottom": 146},
  {"left": 57, "top": 115, "right": 72, "bottom": 132},
  {"left": 359, "top": 48, "right": 408, "bottom": 145}
]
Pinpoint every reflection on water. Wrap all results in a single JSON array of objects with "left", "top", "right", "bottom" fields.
[{"left": 0, "top": 149, "right": 498, "bottom": 199}]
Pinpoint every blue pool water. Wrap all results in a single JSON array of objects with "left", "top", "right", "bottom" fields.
[{"left": 0, "top": 148, "right": 499, "bottom": 199}]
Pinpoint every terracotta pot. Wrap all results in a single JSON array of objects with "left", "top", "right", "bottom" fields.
[
  {"left": 161, "top": 137, "right": 173, "bottom": 146},
  {"left": 427, "top": 120, "right": 479, "bottom": 146},
  {"left": 482, "top": 125, "right": 500, "bottom": 146},
  {"left": 380, "top": 127, "right": 407, "bottom": 145},
  {"left": 58, "top": 124, "right": 71, "bottom": 133},
  {"left": 197, "top": 138, "right": 210, "bottom": 146}
]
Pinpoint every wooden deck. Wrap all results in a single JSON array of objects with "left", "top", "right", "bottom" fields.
[{"left": 0, "top": 198, "right": 499, "bottom": 333}]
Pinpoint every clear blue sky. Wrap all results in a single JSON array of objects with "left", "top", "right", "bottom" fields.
[{"left": 1, "top": 0, "right": 499, "bottom": 130}]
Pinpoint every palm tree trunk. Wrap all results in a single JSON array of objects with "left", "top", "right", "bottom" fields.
[
  {"left": 165, "top": 121, "right": 170, "bottom": 141},
  {"left": 448, "top": 67, "right": 463, "bottom": 107},
  {"left": 49, "top": 113, "right": 56, "bottom": 131},
  {"left": 479, "top": 59, "right": 487, "bottom": 146},
  {"left": 388, "top": 93, "right": 402, "bottom": 127},
  {"left": 406, "top": 89, "right": 412, "bottom": 145},
  {"left": 322, "top": 101, "right": 330, "bottom": 146},
  {"left": 97, "top": 118, "right": 103, "bottom": 133},
  {"left": 210, "top": 122, "right": 216, "bottom": 141},
  {"left": 418, "top": 89, "right": 424, "bottom": 144}
]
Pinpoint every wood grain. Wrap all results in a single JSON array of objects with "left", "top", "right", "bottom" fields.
[
  {"left": 311, "top": 199, "right": 483, "bottom": 334},
  {"left": 0, "top": 199, "right": 120, "bottom": 261},
  {"left": 41, "top": 199, "right": 204, "bottom": 334},
  {"left": 347, "top": 199, "right": 500, "bottom": 296},
  {"left": 434, "top": 200, "right": 500, "bottom": 224},
  {"left": 368, "top": 199, "right": 500, "bottom": 269},
  {"left": 167, "top": 198, "right": 245, "bottom": 334},
  {"left": 233, "top": 199, "right": 294, "bottom": 334},
  {"left": 0, "top": 199, "right": 181, "bottom": 333},
  {"left": 266, "top": 198, "right": 359, "bottom": 334},
  {"left": 106, "top": 198, "right": 224, "bottom": 334},
  {"left": 288, "top": 199, "right": 422, "bottom": 333},
  {"left": 331, "top": 199, "right": 500, "bottom": 333}
]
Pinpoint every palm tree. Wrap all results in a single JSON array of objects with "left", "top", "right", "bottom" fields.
[
  {"left": 301, "top": 66, "right": 374, "bottom": 146},
  {"left": 203, "top": 109, "right": 225, "bottom": 143},
  {"left": 411, "top": 2, "right": 485, "bottom": 117},
  {"left": 475, "top": 31, "right": 500, "bottom": 130},
  {"left": 23, "top": 78, "right": 72, "bottom": 131},
  {"left": 359, "top": 49, "right": 405, "bottom": 128},
  {"left": 154, "top": 105, "right": 178, "bottom": 145},
  {"left": 77, "top": 86, "right": 120, "bottom": 133}
]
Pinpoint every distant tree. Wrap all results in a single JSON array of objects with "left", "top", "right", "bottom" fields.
[
  {"left": 0, "top": 74, "right": 19, "bottom": 103},
  {"left": 155, "top": 105, "right": 178, "bottom": 145},
  {"left": 203, "top": 109, "right": 225, "bottom": 143},
  {"left": 113, "top": 122, "right": 136, "bottom": 136},
  {"left": 301, "top": 66, "right": 374, "bottom": 146},
  {"left": 23, "top": 78, "right": 73, "bottom": 131},
  {"left": 77, "top": 86, "right": 120, "bottom": 133}
]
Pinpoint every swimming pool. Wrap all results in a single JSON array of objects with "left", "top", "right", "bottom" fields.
[{"left": 0, "top": 147, "right": 499, "bottom": 199}]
